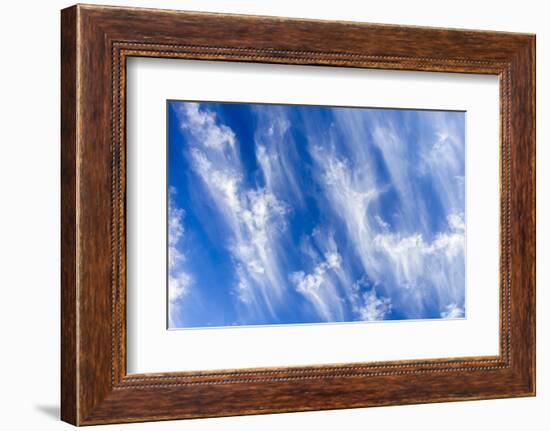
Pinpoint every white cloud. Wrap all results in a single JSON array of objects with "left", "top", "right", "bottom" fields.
[
  {"left": 440, "top": 303, "right": 465, "bottom": 319},
  {"left": 168, "top": 190, "right": 189, "bottom": 300},
  {"left": 179, "top": 103, "right": 235, "bottom": 151},
  {"left": 374, "top": 215, "right": 390, "bottom": 230},
  {"left": 417, "top": 117, "right": 466, "bottom": 221},
  {"left": 233, "top": 266, "right": 254, "bottom": 305},
  {"left": 448, "top": 212, "right": 465, "bottom": 231},
  {"left": 174, "top": 104, "right": 466, "bottom": 324},
  {"left": 356, "top": 289, "right": 392, "bottom": 321},
  {"left": 169, "top": 272, "right": 191, "bottom": 303},
  {"left": 253, "top": 108, "right": 304, "bottom": 205},
  {"left": 326, "top": 252, "right": 342, "bottom": 269},
  {"left": 240, "top": 188, "right": 288, "bottom": 245},
  {"left": 309, "top": 147, "right": 383, "bottom": 277},
  {"left": 190, "top": 148, "right": 242, "bottom": 213},
  {"left": 307, "top": 111, "right": 466, "bottom": 319},
  {"left": 372, "top": 213, "right": 465, "bottom": 291},
  {"left": 167, "top": 189, "right": 192, "bottom": 327},
  {"left": 423, "top": 129, "right": 463, "bottom": 174},
  {"left": 290, "top": 251, "right": 343, "bottom": 321},
  {"left": 291, "top": 252, "right": 342, "bottom": 294},
  {"left": 374, "top": 213, "right": 465, "bottom": 259},
  {"left": 178, "top": 103, "right": 291, "bottom": 318}
]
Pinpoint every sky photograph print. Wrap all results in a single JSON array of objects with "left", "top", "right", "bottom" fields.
[{"left": 167, "top": 100, "right": 466, "bottom": 329}]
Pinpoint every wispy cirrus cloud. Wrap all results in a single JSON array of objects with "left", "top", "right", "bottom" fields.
[
  {"left": 169, "top": 102, "right": 466, "bottom": 327},
  {"left": 174, "top": 103, "right": 290, "bottom": 320},
  {"left": 306, "top": 110, "right": 465, "bottom": 320},
  {"left": 440, "top": 303, "right": 465, "bottom": 319},
  {"left": 180, "top": 102, "right": 236, "bottom": 151},
  {"left": 309, "top": 146, "right": 383, "bottom": 277},
  {"left": 167, "top": 187, "right": 192, "bottom": 327},
  {"left": 371, "top": 213, "right": 465, "bottom": 316},
  {"left": 290, "top": 251, "right": 343, "bottom": 322},
  {"left": 355, "top": 289, "right": 392, "bottom": 321},
  {"left": 253, "top": 106, "right": 305, "bottom": 207}
]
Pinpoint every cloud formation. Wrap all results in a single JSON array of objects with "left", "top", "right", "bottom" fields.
[
  {"left": 167, "top": 188, "right": 192, "bottom": 327},
  {"left": 355, "top": 289, "right": 392, "bottom": 321},
  {"left": 440, "top": 303, "right": 465, "bottom": 319},
  {"left": 290, "top": 251, "right": 343, "bottom": 322},
  {"left": 174, "top": 103, "right": 290, "bottom": 321},
  {"left": 168, "top": 102, "right": 466, "bottom": 328},
  {"left": 306, "top": 109, "right": 465, "bottom": 320}
]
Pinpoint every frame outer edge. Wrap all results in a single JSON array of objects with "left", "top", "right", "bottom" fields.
[
  {"left": 508, "top": 34, "right": 536, "bottom": 395},
  {"left": 524, "top": 34, "right": 536, "bottom": 395},
  {"left": 532, "top": 34, "right": 536, "bottom": 396},
  {"left": 61, "top": 5, "right": 80, "bottom": 426},
  {"left": 526, "top": 34, "right": 536, "bottom": 396}
]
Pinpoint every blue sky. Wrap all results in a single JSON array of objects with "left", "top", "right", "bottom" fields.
[{"left": 167, "top": 100, "right": 465, "bottom": 329}]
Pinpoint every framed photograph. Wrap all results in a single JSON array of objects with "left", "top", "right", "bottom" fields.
[{"left": 61, "top": 4, "right": 536, "bottom": 425}]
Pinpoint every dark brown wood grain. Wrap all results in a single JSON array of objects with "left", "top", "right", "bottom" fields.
[
  {"left": 60, "top": 5, "right": 78, "bottom": 425},
  {"left": 61, "top": 4, "right": 536, "bottom": 426}
]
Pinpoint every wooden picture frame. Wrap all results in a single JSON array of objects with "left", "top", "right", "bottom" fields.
[{"left": 61, "top": 4, "right": 536, "bottom": 425}]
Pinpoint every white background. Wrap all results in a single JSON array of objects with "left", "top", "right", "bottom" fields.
[
  {"left": 127, "top": 59, "right": 500, "bottom": 373},
  {"left": 0, "top": 0, "right": 546, "bottom": 430}
]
